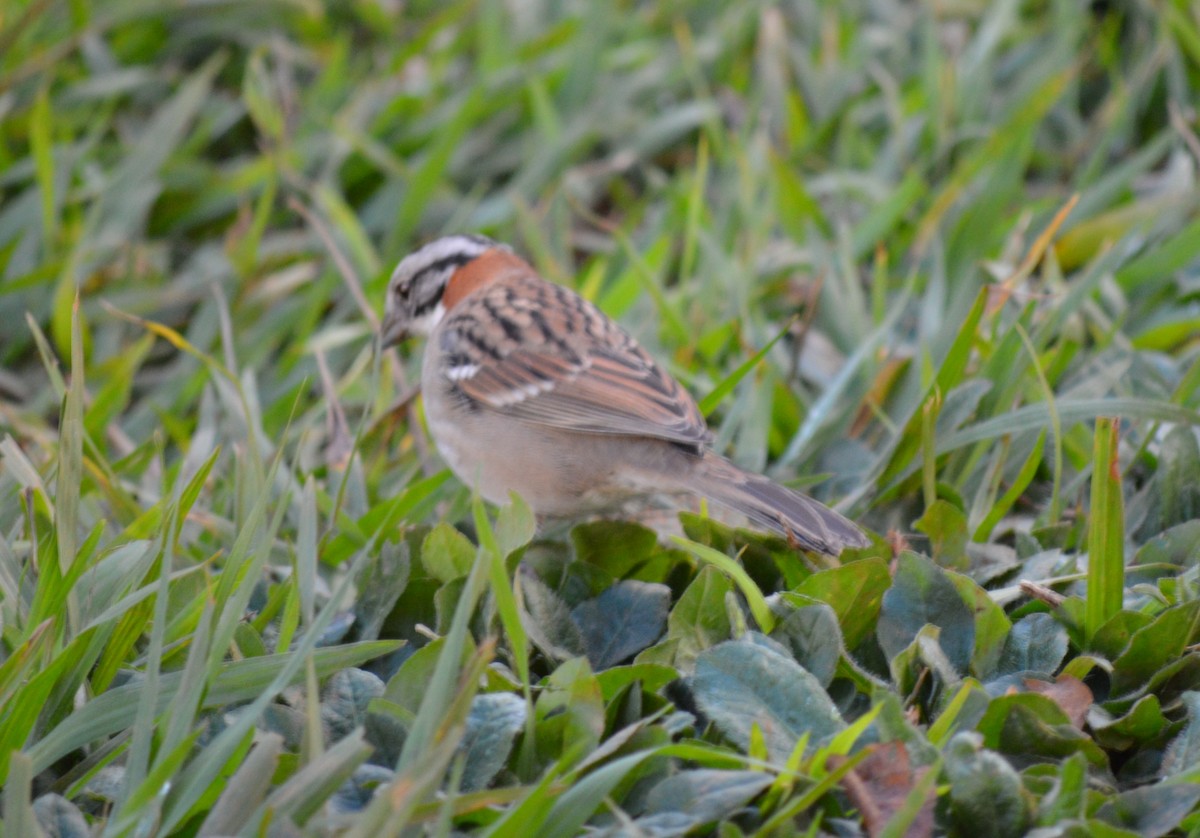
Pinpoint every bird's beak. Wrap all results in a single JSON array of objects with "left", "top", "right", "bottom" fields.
[{"left": 379, "top": 311, "right": 408, "bottom": 349}]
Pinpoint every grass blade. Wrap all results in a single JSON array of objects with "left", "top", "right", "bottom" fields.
[
  {"left": 1085, "top": 417, "right": 1125, "bottom": 642},
  {"left": 672, "top": 536, "right": 774, "bottom": 634},
  {"left": 698, "top": 317, "right": 794, "bottom": 417},
  {"left": 55, "top": 294, "right": 84, "bottom": 580}
]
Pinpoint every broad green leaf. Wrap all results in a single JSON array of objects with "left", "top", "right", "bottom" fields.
[
  {"left": 352, "top": 535, "right": 411, "bottom": 643},
  {"left": 997, "top": 613, "right": 1068, "bottom": 677},
  {"left": 570, "top": 520, "right": 659, "bottom": 578},
  {"left": 460, "top": 692, "right": 527, "bottom": 791},
  {"left": 1152, "top": 427, "right": 1200, "bottom": 533},
  {"left": 422, "top": 523, "right": 476, "bottom": 583},
  {"left": 914, "top": 499, "right": 970, "bottom": 571},
  {"left": 946, "top": 568, "right": 1011, "bottom": 678},
  {"left": 1093, "top": 783, "right": 1200, "bottom": 838},
  {"left": 691, "top": 637, "right": 843, "bottom": 761},
  {"left": 1090, "top": 610, "right": 1154, "bottom": 661},
  {"left": 1134, "top": 520, "right": 1200, "bottom": 569},
  {"left": 769, "top": 596, "right": 842, "bottom": 687},
  {"left": 571, "top": 580, "right": 670, "bottom": 670},
  {"left": 385, "top": 637, "right": 470, "bottom": 715},
  {"left": 1035, "top": 752, "right": 1088, "bottom": 824},
  {"left": 322, "top": 668, "right": 385, "bottom": 741},
  {"left": 518, "top": 568, "right": 585, "bottom": 662},
  {"left": 1091, "top": 695, "right": 1167, "bottom": 751},
  {"left": 793, "top": 557, "right": 890, "bottom": 650},
  {"left": 1110, "top": 601, "right": 1200, "bottom": 696},
  {"left": 665, "top": 566, "right": 733, "bottom": 671},
  {"left": 32, "top": 793, "right": 88, "bottom": 838},
  {"left": 945, "top": 732, "right": 1032, "bottom": 838},
  {"left": 496, "top": 491, "right": 536, "bottom": 557},
  {"left": 877, "top": 553, "right": 975, "bottom": 674},
  {"left": 1162, "top": 691, "right": 1200, "bottom": 778},
  {"left": 976, "top": 693, "right": 1105, "bottom": 765}
]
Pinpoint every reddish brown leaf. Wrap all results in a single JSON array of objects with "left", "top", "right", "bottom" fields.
[
  {"left": 842, "top": 741, "right": 935, "bottom": 837},
  {"left": 1024, "top": 675, "right": 1093, "bottom": 729}
]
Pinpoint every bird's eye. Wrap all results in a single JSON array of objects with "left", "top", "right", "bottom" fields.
[{"left": 397, "top": 284, "right": 410, "bottom": 302}]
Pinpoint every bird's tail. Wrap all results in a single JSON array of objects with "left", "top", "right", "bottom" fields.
[{"left": 686, "top": 453, "right": 869, "bottom": 555}]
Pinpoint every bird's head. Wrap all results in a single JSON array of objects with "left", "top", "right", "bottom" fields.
[{"left": 380, "top": 233, "right": 507, "bottom": 346}]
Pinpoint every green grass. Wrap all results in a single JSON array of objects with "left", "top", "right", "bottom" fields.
[{"left": 2, "top": 0, "right": 1200, "bottom": 834}]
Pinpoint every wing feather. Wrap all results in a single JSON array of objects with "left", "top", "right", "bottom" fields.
[
  {"left": 438, "top": 274, "right": 712, "bottom": 448},
  {"left": 457, "top": 346, "right": 710, "bottom": 447}
]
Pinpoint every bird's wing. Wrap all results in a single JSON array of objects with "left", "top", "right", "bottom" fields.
[
  {"left": 437, "top": 283, "right": 711, "bottom": 449},
  {"left": 458, "top": 344, "right": 711, "bottom": 448}
]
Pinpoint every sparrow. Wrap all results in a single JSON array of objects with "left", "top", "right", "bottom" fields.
[{"left": 380, "top": 234, "right": 868, "bottom": 555}]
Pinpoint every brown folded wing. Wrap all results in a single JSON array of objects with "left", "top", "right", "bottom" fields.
[{"left": 454, "top": 343, "right": 712, "bottom": 449}]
